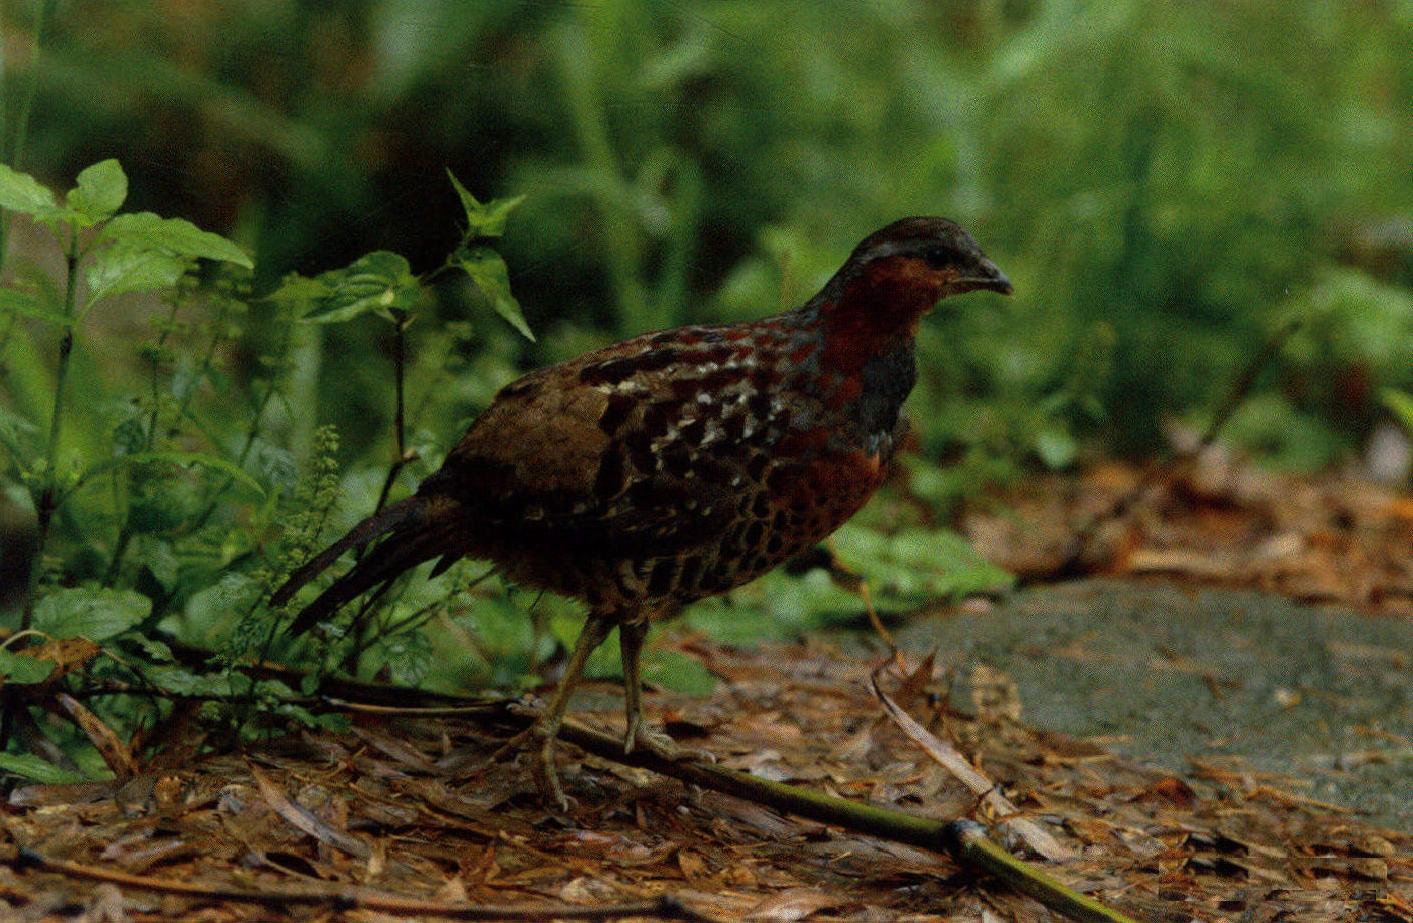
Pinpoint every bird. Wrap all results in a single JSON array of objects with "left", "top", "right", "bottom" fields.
[{"left": 271, "top": 216, "right": 1012, "bottom": 807}]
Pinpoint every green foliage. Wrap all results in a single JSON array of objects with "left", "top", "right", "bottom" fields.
[
  {"left": 33, "top": 587, "right": 149, "bottom": 641},
  {"left": 0, "top": 0, "right": 1405, "bottom": 781},
  {"left": 1383, "top": 389, "right": 1413, "bottom": 437},
  {"left": 65, "top": 159, "right": 127, "bottom": 226},
  {"left": 0, "top": 752, "right": 87, "bottom": 784},
  {"left": 0, "top": 157, "right": 539, "bottom": 782},
  {"left": 832, "top": 524, "right": 1014, "bottom": 609},
  {"left": 0, "top": 161, "right": 59, "bottom": 217},
  {"left": 288, "top": 252, "right": 420, "bottom": 325},
  {"left": 0, "top": 650, "right": 52, "bottom": 685}
]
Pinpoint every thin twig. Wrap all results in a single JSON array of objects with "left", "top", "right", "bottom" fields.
[
  {"left": 374, "top": 310, "right": 412, "bottom": 513},
  {"left": 1, "top": 847, "right": 712, "bottom": 921},
  {"left": 1051, "top": 317, "right": 1303, "bottom": 579}
]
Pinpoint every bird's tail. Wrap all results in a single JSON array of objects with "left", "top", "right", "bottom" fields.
[{"left": 271, "top": 495, "right": 456, "bottom": 635}]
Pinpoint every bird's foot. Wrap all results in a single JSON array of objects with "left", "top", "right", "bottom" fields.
[
  {"left": 623, "top": 716, "right": 715, "bottom": 764},
  {"left": 488, "top": 712, "right": 572, "bottom": 811}
]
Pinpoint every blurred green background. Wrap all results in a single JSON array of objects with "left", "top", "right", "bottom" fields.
[
  {"left": 0, "top": 1, "right": 1409, "bottom": 756},
  {"left": 8, "top": 0, "right": 1409, "bottom": 471}
]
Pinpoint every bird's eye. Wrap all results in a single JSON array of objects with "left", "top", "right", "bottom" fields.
[{"left": 923, "top": 247, "right": 950, "bottom": 269}]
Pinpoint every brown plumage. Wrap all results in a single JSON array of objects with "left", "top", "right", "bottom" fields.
[{"left": 272, "top": 216, "right": 1011, "bottom": 807}]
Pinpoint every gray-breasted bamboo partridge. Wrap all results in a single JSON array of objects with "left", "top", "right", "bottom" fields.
[{"left": 272, "top": 216, "right": 1012, "bottom": 807}]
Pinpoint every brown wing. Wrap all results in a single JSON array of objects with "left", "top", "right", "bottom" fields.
[{"left": 421, "top": 330, "right": 768, "bottom": 560}]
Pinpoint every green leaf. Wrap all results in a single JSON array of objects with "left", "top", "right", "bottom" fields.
[
  {"left": 265, "top": 273, "right": 331, "bottom": 308},
  {"left": 33, "top": 587, "right": 151, "bottom": 641},
  {"left": 125, "top": 634, "right": 175, "bottom": 662},
  {"left": 145, "top": 665, "right": 236, "bottom": 697},
  {"left": 0, "top": 162, "right": 57, "bottom": 216},
  {"left": 97, "top": 212, "right": 252, "bottom": 268},
  {"left": 455, "top": 245, "right": 534, "bottom": 341},
  {"left": 1381, "top": 388, "right": 1413, "bottom": 435},
  {"left": 301, "top": 251, "right": 419, "bottom": 324},
  {"left": 0, "top": 286, "right": 72, "bottom": 326},
  {"left": 81, "top": 450, "right": 265, "bottom": 499},
  {"left": 447, "top": 170, "right": 524, "bottom": 238},
  {"left": 0, "top": 752, "right": 88, "bottom": 785},
  {"left": 131, "top": 536, "right": 181, "bottom": 589},
  {"left": 85, "top": 246, "right": 190, "bottom": 306},
  {"left": 66, "top": 159, "right": 128, "bottom": 225},
  {"left": 831, "top": 524, "right": 1013, "bottom": 607},
  {"left": 0, "top": 649, "right": 54, "bottom": 684}
]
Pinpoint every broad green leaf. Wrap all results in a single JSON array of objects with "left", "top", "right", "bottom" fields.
[
  {"left": 455, "top": 245, "right": 534, "bottom": 341},
  {"left": 80, "top": 450, "right": 266, "bottom": 499},
  {"left": 66, "top": 159, "right": 128, "bottom": 225},
  {"left": 447, "top": 170, "right": 524, "bottom": 238},
  {"left": 0, "top": 162, "right": 57, "bottom": 216},
  {"left": 0, "top": 649, "right": 54, "bottom": 684},
  {"left": 33, "top": 587, "right": 151, "bottom": 641},
  {"left": 97, "top": 212, "right": 252, "bottom": 268},
  {"left": 301, "top": 251, "right": 419, "bottom": 324},
  {"left": 0, "top": 752, "right": 88, "bottom": 785},
  {"left": 85, "top": 246, "right": 189, "bottom": 307},
  {"left": 831, "top": 524, "right": 1013, "bottom": 606},
  {"left": 0, "top": 287, "right": 70, "bottom": 326}
]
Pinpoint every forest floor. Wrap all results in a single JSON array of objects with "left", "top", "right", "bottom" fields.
[{"left": 2, "top": 456, "right": 1409, "bottom": 922}]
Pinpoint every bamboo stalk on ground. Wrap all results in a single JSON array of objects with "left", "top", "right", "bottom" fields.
[{"left": 338, "top": 697, "right": 1139, "bottom": 923}]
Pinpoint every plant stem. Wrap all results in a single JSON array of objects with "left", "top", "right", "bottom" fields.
[
  {"left": 553, "top": 717, "right": 1134, "bottom": 923},
  {"left": 370, "top": 312, "right": 411, "bottom": 517},
  {"left": 20, "top": 226, "right": 79, "bottom": 630},
  {"left": 4, "top": 223, "right": 78, "bottom": 750},
  {"left": 296, "top": 693, "right": 1137, "bottom": 923},
  {"left": 342, "top": 311, "right": 417, "bottom": 671}
]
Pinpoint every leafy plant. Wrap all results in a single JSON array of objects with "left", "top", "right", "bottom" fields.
[{"left": 0, "top": 159, "right": 543, "bottom": 782}]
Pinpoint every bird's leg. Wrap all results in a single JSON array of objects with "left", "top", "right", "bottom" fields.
[
  {"left": 619, "top": 615, "right": 714, "bottom": 763},
  {"left": 619, "top": 617, "right": 651, "bottom": 755},
  {"left": 496, "top": 613, "right": 612, "bottom": 810}
]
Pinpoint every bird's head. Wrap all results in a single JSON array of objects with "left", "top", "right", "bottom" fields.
[
  {"left": 805, "top": 216, "right": 1011, "bottom": 372},
  {"left": 832, "top": 216, "right": 1012, "bottom": 307}
]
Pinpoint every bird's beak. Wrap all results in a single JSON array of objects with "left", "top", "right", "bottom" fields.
[{"left": 960, "top": 257, "right": 1012, "bottom": 295}]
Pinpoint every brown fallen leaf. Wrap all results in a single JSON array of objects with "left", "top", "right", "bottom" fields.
[
  {"left": 871, "top": 670, "right": 1072, "bottom": 862},
  {"left": 248, "top": 761, "right": 370, "bottom": 860},
  {"left": 743, "top": 887, "right": 845, "bottom": 921},
  {"left": 1135, "top": 776, "right": 1198, "bottom": 809}
]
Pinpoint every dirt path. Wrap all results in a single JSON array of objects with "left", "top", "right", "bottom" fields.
[{"left": 900, "top": 578, "right": 1412, "bottom": 828}]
